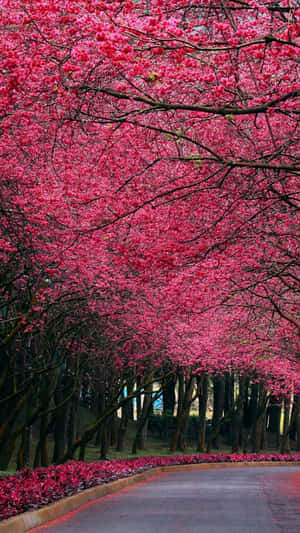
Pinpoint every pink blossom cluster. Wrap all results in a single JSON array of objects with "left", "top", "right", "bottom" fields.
[{"left": 1, "top": 453, "right": 299, "bottom": 521}]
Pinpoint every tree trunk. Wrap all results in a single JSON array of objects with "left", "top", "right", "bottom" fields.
[
  {"left": 211, "top": 375, "right": 225, "bottom": 449},
  {"left": 280, "top": 395, "right": 297, "bottom": 454},
  {"left": 67, "top": 392, "right": 79, "bottom": 451},
  {"left": 170, "top": 374, "right": 189, "bottom": 452},
  {"left": 100, "top": 422, "right": 109, "bottom": 460},
  {"left": 267, "top": 396, "right": 281, "bottom": 449},
  {"left": 135, "top": 376, "right": 142, "bottom": 421},
  {"left": 196, "top": 374, "right": 208, "bottom": 452},
  {"left": 224, "top": 373, "right": 234, "bottom": 444},
  {"left": 17, "top": 425, "right": 31, "bottom": 470},
  {"left": 110, "top": 413, "right": 118, "bottom": 447},
  {"left": 178, "top": 407, "right": 190, "bottom": 452},
  {"left": 296, "top": 408, "right": 300, "bottom": 452},
  {"left": 16, "top": 391, "right": 36, "bottom": 470},
  {"left": 52, "top": 381, "right": 70, "bottom": 464},
  {"left": 0, "top": 383, "right": 34, "bottom": 469},
  {"left": 242, "top": 378, "right": 250, "bottom": 452},
  {"left": 261, "top": 409, "right": 267, "bottom": 450},
  {"left": 95, "top": 387, "right": 105, "bottom": 446},
  {"left": 170, "top": 374, "right": 202, "bottom": 452},
  {"left": 61, "top": 373, "right": 160, "bottom": 463},
  {"left": 162, "top": 374, "right": 176, "bottom": 416},
  {"left": 132, "top": 382, "right": 153, "bottom": 453},
  {"left": 0, "top": 431, "right": 18, "bottom": 471},
  {"left": 231, "top": 376, "right": 245, "bottom": 453},
  {"left": 176, "top": 371, "right": 184, "bottom": 417},
  {"left": 34, "top": 413, "right": 50, "bottom": 468},
  {"left": 252, "top": 384, "right": 268, "bottom": 453},
  {"left": 117, "top": 383, "right": 133, "bottom": 451},
  {"left": 79, "top": 441, "right": 86, "bottom": 461},
  {"left": 289, "top": 395, "right": 299, "bottom": 442}
]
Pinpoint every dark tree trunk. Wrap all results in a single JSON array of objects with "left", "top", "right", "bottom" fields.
[
  {"left": 252, "top": 384, "right": 268, "bottom": 453},
  {"left": 0, "top": 432, "right": 18, "bottom": 471},
  {"left": 100, "top": 422, "right": 109, "bottom": 460},
  {"left": 242, "top": 379, "right": 250, "bottom": 452},
  {"left": 267, "top": 396, "right": 281, "bottom": 449},
  {"left": 224, "top": 373, "right": 235, "bottom": 444},
  {"left": 296, "top": 407, "right": 300, "bottom": 452},
  {"left": 79, "top": 441, "right": 86, "bottom": 461},
  {"left": 281, "top": 395, "right": 292, "bottom": 453},
  {"left": 16, "top": 390, "right": 36, "bottom": 469},
  {"left": 117, "top": 383, "right": 133, "bottom": 451},
  {"left": 110, "top": 413, "right": 118, "bottom": 447},
  {"left": 162, "top": 375, "right": 176, "bottom": 416},
  {"left": 132, "top": 382, "right": 153, "bottom": 453},
  {"left": 211, "top": 375, "right": 225, "bottom": 449},
  {"left": 177, "top": 371, "right": 184, "bottom": 417},
  {"left": 179, "top": 401, "right": 192, "bottom": 452},
  {"left": 135, "top": 376, "right": 142, "bottom": 421},
  {"left": 34, "top": 413, "right": 50, "bottom": 468},
  {"left": 289, "top": 395, "right": 299, "bottom": 441},
  {"left": 196, "top": 374, "right": 208, "bottom": 452},
  {"left": 245, "top": 382, "right": 258, "bottom": 451},
  {"left": 17, "top": 426, "right": 31, "bottom": 470},
  {"left": 52, "top": 385, "right": 70, "bottom": 464},
  {"left": 0, "top": 381, "right": 36, "bottom": 470},
  {"left": 67, "top": 392, "right": 79, "bottom": 451},
  {"left": 95, "top": 385, "right": 106, "bottom": 446},
  {"left": 0, "top": 382, "right": 34, "bottom": 470},
  {"left": 52, "top": 406, "right": 69, "bottom": 463},
  {"left": 261, "top": 409, "right": 268, "bottom": 450},
  {"left": 171, "top": 374, "right": 203, "bottom": 452},
  {"left": 170, "top": 374, "right": 190, "bottom": 452},
  {"left": 231, "top": 376, "right": 246, "bottom": 453}
]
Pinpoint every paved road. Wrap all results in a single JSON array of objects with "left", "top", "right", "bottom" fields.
[{"left": 31, "top": 466, "right": 300, "bottom": 533}]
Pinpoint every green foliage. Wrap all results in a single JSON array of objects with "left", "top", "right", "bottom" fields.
[{"left": 148, "top": 72, "right": 159, "bottom": 81}]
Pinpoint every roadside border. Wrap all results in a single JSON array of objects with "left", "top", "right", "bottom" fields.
[{"left": 1, "top": 461, "right": 299, "bottom": 533}]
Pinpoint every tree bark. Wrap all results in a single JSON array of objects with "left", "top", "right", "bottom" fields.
[
  {"left": 211, "top": 375, "right": 225, "bottom": 449},
  {"left": 231, "top": 376, "right": 245, "bottom": 453},
  {"left": 171, "top": 373, "right": 203, "bottom": 452},
  {"left": 196, "top": 374, "right": 208, "bottom": 452},
  {"left": 267, "top": 396, "right": 281, "bottom": 449},
  {"left": 252, "top": 384, "right": 268, "bottom": 453},
  {"left": 296, "top": 407, "right": 300, "bottom": 452},
  {"left": 162, "top": 374, "right": 176, "bottom": 416},
  {"left": 132, "top": 382, "right": 153, "bottom": 453},
  {"left": 224, "top": 373, "right": 234, "bottom": 444},
  {"left": 52, "top": 373, "right": 72, "bottom": 464},
  {"left": 67, "top": 392, "right": 79, "bottom": 451}
]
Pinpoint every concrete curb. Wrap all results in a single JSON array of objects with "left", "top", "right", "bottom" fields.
[{"left": 0, "top": 461, "right": 299, "bottom": 533}]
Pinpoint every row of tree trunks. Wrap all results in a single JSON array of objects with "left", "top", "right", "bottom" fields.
[
  {"left": 170, "top": 372, "right": 205, "bottom": 452},
  {"left": 1, "top": 369, "right": 300, "bottom": 470},
  {"left": 59, "top": 374, "right": 300, "bottom": 460}
]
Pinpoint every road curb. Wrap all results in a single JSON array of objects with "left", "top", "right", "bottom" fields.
[{"left": 0, "top": 461, "right": 299, "bottom": 533}]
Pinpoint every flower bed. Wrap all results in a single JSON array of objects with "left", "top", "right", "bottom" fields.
[{"left": 1, "top": 452, "right": 299, "bottom": 521}]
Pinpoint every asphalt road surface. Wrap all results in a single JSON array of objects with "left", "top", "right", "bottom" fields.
[{"left": 30, "top": 466, "right": 300, "bottom": 533}]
